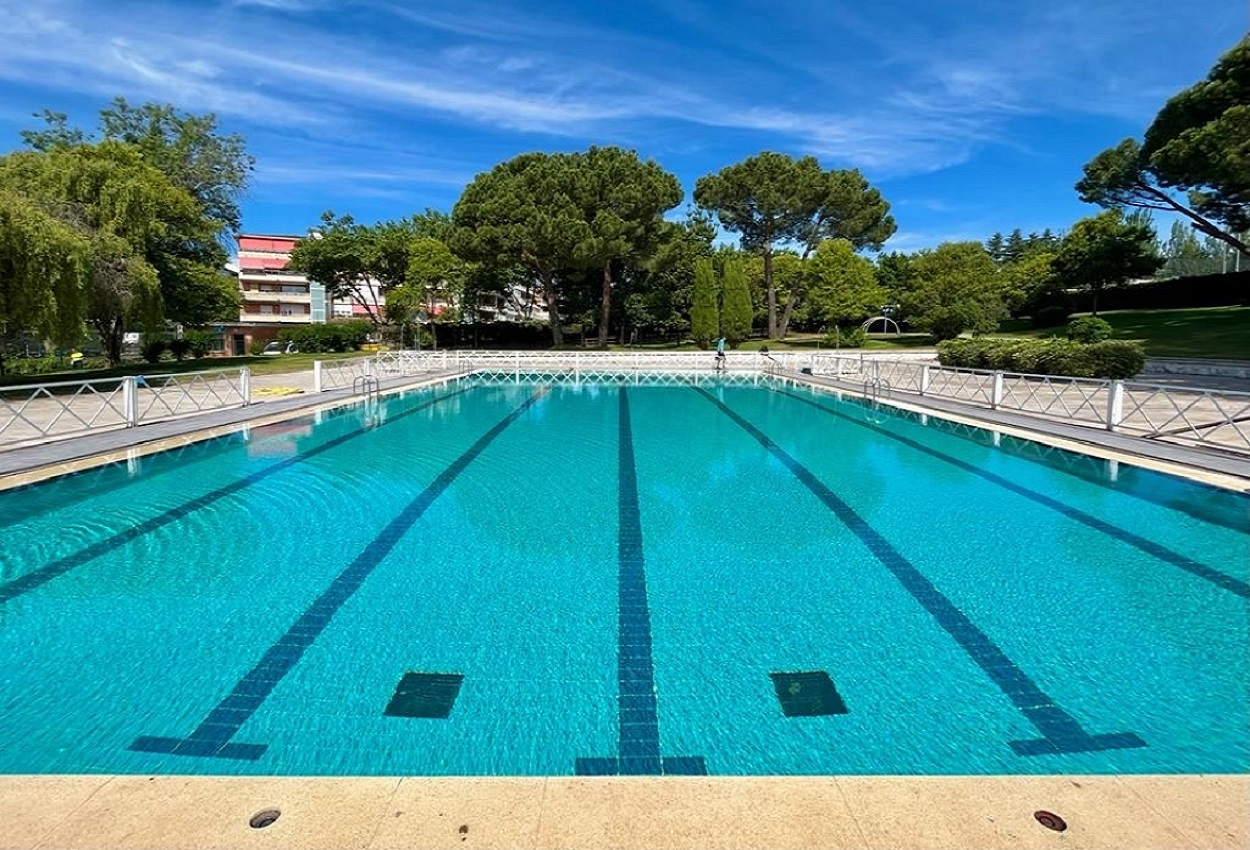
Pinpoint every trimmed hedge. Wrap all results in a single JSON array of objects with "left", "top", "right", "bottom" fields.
[
  {"left": 279, "top": 319, "right": 371, "bottom": 353},
  {"left": 0, "top": 355, "right": 111, "bottom": 376},
  {"left": 1072, "top": 269, "right": 1249, "bottom": 312},
  {"left": 937, "top": 338, "right": 1145, "bottom": 379}
]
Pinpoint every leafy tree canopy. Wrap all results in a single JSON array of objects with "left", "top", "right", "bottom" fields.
[
  {"left": 452, "top": 147, "right": 682, "bottom": 345},
  {"left": 694, "top": 152, "right": 895, "bottom": 338},
  {"left": 897, "top": 241, "right": 1003, "bottom": 341},
  {"left": 23, "top": 98, "right": 254, "bottom": 235},
  {"left": 0, "top": 142, "right": 201, "bottom": 361},
  {"left": 1143, "top": 36, "right": 1249, "bottom": 235},
  {"left": 1052, "top": 210, "right": 1162, "bottom": 314},
  {"left": 803, "top": 239, "right": 885, "bottom": 327},
  {"left": 1077, "top": 37, "right": 1249, "bottom": 256}
]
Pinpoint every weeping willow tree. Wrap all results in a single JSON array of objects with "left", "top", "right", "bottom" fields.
[
  {"left": 0, "top": 190, "right": 91, "bottom": 371},
  {"left": 0, "top": 142, "right": 203, "bottom": 363}
]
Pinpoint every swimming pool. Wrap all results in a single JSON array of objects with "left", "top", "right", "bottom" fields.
[{"left": 0, "top": 376, "right": 1246, "bottom": 776}]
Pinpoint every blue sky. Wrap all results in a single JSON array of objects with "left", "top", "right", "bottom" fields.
[{"left": 0, "top": 0, "right": 1243, "bottom": 252}]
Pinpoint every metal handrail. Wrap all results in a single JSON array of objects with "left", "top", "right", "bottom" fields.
[{"left": 0, "top": 366, "right": 251, "bottom": 447}]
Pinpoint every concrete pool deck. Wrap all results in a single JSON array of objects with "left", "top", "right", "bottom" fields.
[{"left": 0, "top": 774, "right": 1246, "bottom": 849}]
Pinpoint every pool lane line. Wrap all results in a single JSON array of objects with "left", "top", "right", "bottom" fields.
[
  {"left": 130, "top": 388, "right": 546, "bottom": 761},
  {"left": 774, "top": 387, "right": 1250, "bottom": 600},
  {"left": 693, "top": 387, "right": 1146, "bottom": 758},
  {"left": 576, "top": 388, "right": 707, "bottom": 776},
  {"left": 0, "top": 384, "right": 474, "bottom": 605}
]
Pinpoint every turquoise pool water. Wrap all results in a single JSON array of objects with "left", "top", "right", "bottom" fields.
[{"left": 0, "top": 376, "right": 1246, "bottom": 776}]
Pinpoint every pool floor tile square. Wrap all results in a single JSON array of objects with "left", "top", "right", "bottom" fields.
[
  {"left": 384, "top": 672, "right": 464, "bottom": 719},
  {"left": 770, "top": 670, "right": 848, "bottom": 717}
]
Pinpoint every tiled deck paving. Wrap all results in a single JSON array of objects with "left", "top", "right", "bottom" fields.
[{"left": 0, "top": 775, "right": 1246, "bottom": 849}]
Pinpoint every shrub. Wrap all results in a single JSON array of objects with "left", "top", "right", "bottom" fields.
[
  {"left": 249, "top": 340, "right": 269, "bottom": 356},
  {"left": 1085, "top": 340, "right": 1147, "bottom": 379},
  {"left": 823, "top": 325, "right": 867, "bottom": 348},
  {"left": 141, "top": 340, "right": 168, "bottom": 364},
  {"left": 279, "top": 319, "right": 371, "bottom": 353},
  {"left": 1065, "top": 316, "right": 1113, "bottom": 343},
  {"left": 937, "top": 338, "right": 1145, "bottom": 379},
  {"left": 183, "top": 330, "right": 216, "bottom": 358},
  {"left": 168, "top": 338, "right": 193, "bottom": 360}
]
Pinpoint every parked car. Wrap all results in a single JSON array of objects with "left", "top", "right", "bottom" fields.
[{"left": 260, "top": 341, "right": 298, "bottom": 356}]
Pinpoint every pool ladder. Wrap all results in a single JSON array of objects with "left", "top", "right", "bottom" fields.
[
  {"left": 863, "top": 376, "right": 892, "bottom": 403},
  {"left": 352, "top": 374, "right": 380, "bottom": 403}
]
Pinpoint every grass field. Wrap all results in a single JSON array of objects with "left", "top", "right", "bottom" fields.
[{"left": 993, "top": 306, "right": 1249, "bottom": 361}]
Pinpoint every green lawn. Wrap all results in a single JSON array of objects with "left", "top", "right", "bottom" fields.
[
  {"left": 0, "top": 350, "right": 367, "bottom": 388},
  {"left": 992, "top": 306, "right": 1250, "bottom": 361}
]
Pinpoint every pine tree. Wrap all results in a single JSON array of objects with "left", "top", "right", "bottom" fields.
[
  {"left": 1004, "top": 229, "right": 1026, "bottom": 263},
  {"left": 985, "top": 232, "right": 1005, "bottom": 263},
  {"left": 690, "top": 256, "right": 720, "bottom": 348},
  {"left": 720, "top": 256, "right": 752, "bottom": 345}
]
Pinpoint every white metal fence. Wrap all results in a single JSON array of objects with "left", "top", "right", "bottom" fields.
[
  {"left": 802, "top": 354, "right": 1250, "bottom": 453},
  {"left": 7, "top": 349, "right": 1245, "bottom": 456},
  {"left": 0, "top": 368, "right": 250, "bottom": 446}
]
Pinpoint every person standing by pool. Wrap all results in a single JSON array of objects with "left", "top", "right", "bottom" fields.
[{"left": 715, "top": 336, "right": 726, "bottom": 371}]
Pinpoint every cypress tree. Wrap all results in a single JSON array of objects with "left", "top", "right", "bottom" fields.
[
  {"left": 720, "top": 256, "right": 752, "bottom": 345},
  {"left": 691, "top": 256, "right": 719, "bottom": 348}
]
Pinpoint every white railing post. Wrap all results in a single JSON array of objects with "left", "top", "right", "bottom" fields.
[
  {"left": 313, "top": 360, "right": 324, "bottom": 393},
  {"left": 515, "top": 352, "right": 520, "bottom": 384},
  {"left": 123, "top": 376, "right": 139, "bottom": 427},
  {"left": 240, "top": 367, "right": 251, "bottom": 406},
  {"left": 1106, "top": 380, "right": 1125, "bottom": 430},
  {"left": 920, "top": 364, "right": 931, "bottom": 396},
  {"left": 991, "top": 371, "right": 1004, "bottom": 409}
]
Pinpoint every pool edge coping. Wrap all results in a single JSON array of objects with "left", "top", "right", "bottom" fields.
[{"left": 0, "top": 773, "right": 1245, "bottom": 849}]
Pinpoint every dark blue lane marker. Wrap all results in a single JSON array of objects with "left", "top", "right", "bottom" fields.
[
  {"left": 694, "top": 387, "right": 1145, "bottom": 758},
  {"left": 576, "top": 389, "right": 707, "bottom": 776},
  {"left": 130, "top": 390, "right": 544, "bottom": 761},
  {"left": 776, "top": 387, "right": 1250, "bottom": 600},
  {"left": 0, "top": 385, "right": 472, "bottom": 604}
]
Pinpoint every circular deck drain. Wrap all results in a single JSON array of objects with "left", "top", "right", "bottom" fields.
[
  {"left": 250, "top": 809, "right": 281, "bottom": 829},
  {"left": 1034, "top": 810, "right": 1067, "bottom": 832}
]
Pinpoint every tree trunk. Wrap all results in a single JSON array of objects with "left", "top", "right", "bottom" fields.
[
  {"left": 764, "top": 245, "right": 777, "bottom": 339},
  {"left": 95, "top": 317, "right": 124, "bottom": 365},
  {"left": 1140, "top": 181, "right": 1250, "bottom": 257},
  {"left": 542, "top": 276, "right": 563, "bottom": 346},
  {"left": 598, "top": 261, "right": 612, "bottom": 348},
  {"left": 778, "top": 292, "right": 799, "bottom": 339}
]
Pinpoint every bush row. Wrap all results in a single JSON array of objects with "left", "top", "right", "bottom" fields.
[
  {"left": 1, "top": 355, "right": 111, "bottom": 376},
  {"left": 936, "top": 338, "right": 1146, "bottom": 379},
  {"left": 279, "top": 320, "right": 371, "bottom": 353}
]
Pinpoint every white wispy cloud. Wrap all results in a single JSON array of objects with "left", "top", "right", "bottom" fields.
[{"left": 0, "top": 0, "right": 1239, "bottom": 186}]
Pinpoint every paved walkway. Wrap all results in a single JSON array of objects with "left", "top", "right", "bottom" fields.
[{"left": 0, "top": 368, "right": 464, "bottom": 482}]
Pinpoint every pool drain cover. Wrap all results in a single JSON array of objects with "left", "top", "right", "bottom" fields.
[
  {"left": 1034, "top": 810, "right": 1067, "bottom": 831},
  {"left": 384, "top": 672, "right": 464, "bottom": 718},
  {"left": 769, "top": 671, "right": 848, "bottom": 717},
  {"left": 250, "top": 809, "right": 281, "bottom": 829}
]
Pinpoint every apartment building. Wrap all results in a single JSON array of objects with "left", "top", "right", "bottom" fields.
[{"left": 216, "top": 234, "right": 327, "bottom": 354}]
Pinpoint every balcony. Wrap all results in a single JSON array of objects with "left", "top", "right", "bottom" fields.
[
  {"left": 240, "top": 290, "right": 311, "bottom": 304},
  {"left": 239, "top": 312, "right": 312, "bottom": 324}
]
